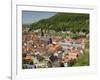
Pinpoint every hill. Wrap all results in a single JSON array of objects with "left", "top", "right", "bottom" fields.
[{"left": 29, "top": 13, "right": 89, "bottom": 33}]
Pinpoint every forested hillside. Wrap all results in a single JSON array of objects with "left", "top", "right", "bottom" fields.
[{"left": 29, "top": 13, "right": 89, "bottom": 33}]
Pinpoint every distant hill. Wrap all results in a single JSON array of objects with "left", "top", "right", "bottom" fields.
[
  {"left": 29, "top": 13, "right": 89, "bottom": 33},
  {"left": 22, "top": 24, "right": 31, "bottom": 28}
]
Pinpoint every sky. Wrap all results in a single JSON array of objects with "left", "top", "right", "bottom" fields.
[{"left": 22, "top": 11, "right": 56, "bottom": 24}]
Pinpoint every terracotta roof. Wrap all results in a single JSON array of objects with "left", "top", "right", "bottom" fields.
[{"left": 24, "top": 55, "right": 33, "bottom": 60}]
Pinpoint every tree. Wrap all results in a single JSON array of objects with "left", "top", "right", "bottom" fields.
[{"left": 28, "top": 13, "right": 89, "bottom": 34}]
